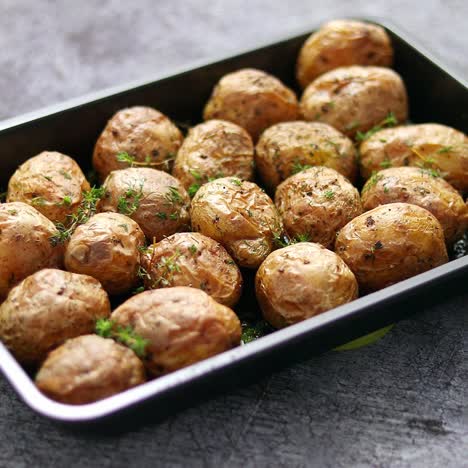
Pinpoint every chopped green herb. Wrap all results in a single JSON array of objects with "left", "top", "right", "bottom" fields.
[
  {"left": 437, "top": 146, "right": 453, "bottom": 154},
  {"left": 165, "top": 186, "right": 182, "bottom": 205},
  {"left": 188, "top": 244, "right": 197, "bottom": 254},
  {"left": 241, "top": 320, "right": 273, "bottom": 344},
  {"left": 355, "top": 112, "right": 398, "bottom": 143},
  {"left": 169, "top": 212, "right": 179, "bottom": 220},
  {"left": 379, "top": 158, "right": 393, "bottom": 169},
  {"left": 188, "top": 183, "right": 201, "bottom": 198},
  {"left": 61, "top": 195, "right": 72, "bottom": 206},
  {"left": 156, "top": 212, "right": 167, "bottom": 219},
  {"left": 230, "top": 178, "right": 242, "bottom": 186},
  {"left": 291, "top": 160, "right": 313, "bottom": 175},
  {"left": 117, "top": 184, "right": 144, "bottom": 216},
  {"left": 118, "top": 223, "right": 129, "bottom": 232},
  {"left": 324, "top": 189, "right": 335, "bottom": 200},
  {"left": 294, "top": 233, "right": 311, "bottom": 243},
  {"left": 189, "top": 169, "right": 203, "bottom": 181},
  {"left": 31, "top": 196, "right": 46, "bottom": 206},
  {"left": 59, "top": 170, "right": 72, "bottom": 180}
]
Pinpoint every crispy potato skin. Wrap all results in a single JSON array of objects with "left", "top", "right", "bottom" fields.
[
  {"left": 275, "top": 167, "right": 363, "bottom": 248},
  {"left": 111, "top": 287, "right": 241, "bottom": 377},
  {"left": 7, "top": 151, "right": 90, "bottom": 224},
  {"left": 172, "top": 119, "right": 255, "bottom": 193},
  {"left": 140, "top": 232, "right": 242, "bottom": 307},
  {"left": 300, "top": 66, "right": 408, "bottom": 137},
  {"left": 296, "top": 19, "right": 393, "bottom": 89},
  {"left": 0, "top": 202, "right": 63, "bottom": 300},
  {"left": 98, "top": 168, "right": 190, "bottom": 241},
  {"left": 191, "top": 177, "right": 283, "bottom": 268},
  {"left": 0, "top": 269, "right": 110, "bottom": 366},
  {"left": 255, "top": 243, "right": 358, "bottom": 328},
  {"left": 359, "top": 123, "right": 468, "bottom": 192},
  {"left": 35, "top": 335, "right": 145, "bottom": 405},
  {"left": 65, "top": 212, "right": 146, "bottom": 295},
  {"left": 335, "top": 203, "right": 448, "bottom": 293},
  {"left": 361, "top": 167, "right": 468, "bottom": 245},
  {"left": 203, "top": 68, "right": 299, "bottom": 141},
  {"left": 92, "top": 106, "right": 183, "bottom": 181},
  {"left": 255, "top": 121, "right": 357, "bottom": 190}
]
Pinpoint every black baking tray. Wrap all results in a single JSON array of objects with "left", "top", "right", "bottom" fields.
[{"left": 0, "top": 18, "right": 467, "bottom": 426}]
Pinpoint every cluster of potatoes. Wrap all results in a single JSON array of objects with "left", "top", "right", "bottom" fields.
[{"left": 0, "top": 19, "right": 467, "bottom": 406}]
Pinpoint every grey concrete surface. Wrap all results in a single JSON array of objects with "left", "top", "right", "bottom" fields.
[{"left": 0, "top": 1, "right": 467, "bottom": 467}]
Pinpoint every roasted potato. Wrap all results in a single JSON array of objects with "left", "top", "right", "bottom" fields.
[
  {"left": 335, "top": 203, "right": 448, "bottom": 293},
  {"left": 7, "top": 151, "right": 90, "bottom": 224},
  {"left": 191, "top": 177, "right": 283, "bottom": 268},
  {"left": 359, "top": 123, "right": 468, "bottom": 192},
  {"left": 92, "top": 106, "right": 183, "bottom": 181},
  {"left": 275, "top": 166, "right": 363, "bottom": 248},
  {"left": 255, "top": 242, "right": 358, "bottom": 328},
  {"left": 172, "top": 119, "right": 255, "bottom": 195},
  {"left": 255, "top": 121, "right": 357, "bottom": 190},
  {"left": 110, "top": 287, "right": 241, "bottom": 377},
  {"left": 98, "top": 167, "right": 190, "bottom": 241},
  {"left": 300, "top": 66, "right": 408, "bottom": 137},
  {"left": 296, "top": 19, "right": 393, "bottom": 89},
  {"left": 140, "top": 232, "right": 242, "bottom": 307},
  {"left": 0, "top": 202, "right": 63, "bottom": 301},
  {"left": 35, "top": 335, "right": 145, "bottom": 404},
  {"left": 203, "top": 68, "right": 299, "bottom": 141},
  {"left": 64, "top": 212, "right": 146, "bottom": 295}
]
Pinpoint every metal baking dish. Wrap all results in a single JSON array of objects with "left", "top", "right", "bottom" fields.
[{"left": 0, "top": 18, "right": 467, "bottom": 426}]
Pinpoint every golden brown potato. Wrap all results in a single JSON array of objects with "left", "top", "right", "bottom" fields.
[
  {"left": 191, "top": 177, "right": 283, "bottom": 268},
  {"left": 361, "top": 167, "right": 468, "bottom": 245},
  {"left": 0, "top": 202, "right": 63, "bottom": 301},
  {"left": 300, "top": 66, "right": 408, "bottom": 137},
  {"left": 98, "top": 168, "right": 190, "bottom": 241},
  {"left": 335, "top": 203, "right": 448, "bottom": 293},
  {"left": 255, "top": 242, "right": 358, "bottom": 328},
  {"left": 140, "top": 232, "right": 242, "bottom": 307},
  {"left": 6, "top": 151, "right": 90, "bottom": 224},
  {"left": 359, "top": 123, "right": 468, "bottom": 192},
  {"left": 255, "top": 121, "right": 357, "bottom": 190},
  {"left": 110, "top": 287, "right": 241, "bottom": 377},
  {"left": 92, "top": 106, "right": 183, "bottom": 181},
  {"left": 296, "top": 19, "right": 393, "bottom": 89},
  {"left": 172, "top": 119, "right": 255, "bottom": 195},
  {"left": 35, "top": 335, "right": 145, "bottom": 404},
  {"left": 64, "top": 212, "right": 146, "bottom": 295},
  {"left": 0, "top": 269, "right": 110, "bottom": 366},
  {"left": 275, "top": 167, "right": 363, "bottom": 248},
  {"left": 203, "top": 68, "right": 299, "bottom": 141}
]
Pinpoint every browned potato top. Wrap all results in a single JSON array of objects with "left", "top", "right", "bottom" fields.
[
  {"left": 111, "top": 287, "right": 241, "bottom": 377},
  {"left": 255, "top": 121, "right": 357, "bottom": 189},
  {"left": 7, "top": 151, "right": 90, "bottom": 224},
  {"left": 297, "top": 19, "right": 393, "bottom": 88},
  {"left": 140, "top": 232, "right": 242, "bottom": 307},
  {"left": 203, "top": 68, "right": 299, "bottom": 141},
  {"left": 35, "top": 335, "right": 146, "bottom": 405},
  {"left": 92, "top": 106, "right": 183, "bottom": 181}
]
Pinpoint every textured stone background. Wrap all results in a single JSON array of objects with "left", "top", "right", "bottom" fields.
[{"left": 0, "top": 1, "right": 467, "bottom": 467}]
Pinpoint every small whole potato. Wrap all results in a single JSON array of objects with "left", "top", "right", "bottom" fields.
[
  {"left": 99, "top": 167, "right": 190, "bottom": 241},
  {"left": 0, "top": 202, "right": 63, "bottom": 300},
  {"left": 140, "top": 232, "right": 242, "bottom": 307},
  {"left": 255, "top": 121, "right": 357, "bottom": 190},
  {"left": 65, "top": 212, "right": 146, "bottom": 295},
  {"left": 35, "top": 335, "right": 146, "bottom": 405},
  {"left": 7, "top": 151, "right": 90, "bottom": 224},
  {"left": 92, "top": 106, "right": 183, "bottom": 181},
  {"left": 335, "top": 203, "right": 448, "bottom": 293},
  {"left": 203, "top": 68, "right": 299, "bottom": 141},
  {"left": 361, "top": 166, "right": 468, "bottom": 245},
  {"left": 296, "top": 19, "right": 393, "bottom": 89},
  {"left": 256, "top": 242, "right": 358, "bottom": 329},
  {"left": 191, "top": 177, "right": 283, "bottom": 268},
  {"left": 275, "top": 166, "right": 363, "bottom": 248},
  {"left": 111, "top": 287, "right": 241, "bottom": 376},
  {"left": 300, "top": 66, "right": 408, "bottom": 137},
  {"left": 0, "top": 269, "right": 111, "bottom": 366},
  {"left": 359, "top": 123, "right": 468, "bottom": 192},
  {"left": 172, "top": 119, "right": 255, "bottom": 195}
]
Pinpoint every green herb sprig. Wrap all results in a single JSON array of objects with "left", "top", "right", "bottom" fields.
[{"left": 355, "top": 112, "right": 398, "bottom": 143}]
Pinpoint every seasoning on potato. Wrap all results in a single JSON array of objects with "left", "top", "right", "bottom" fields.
[
  {"left": 275, "top": 166, "right": 363, "bottom": 248},
  {"left": 255, "top": 121, "right": 358, "bottom": 190},
  {"left": 203, "top": 68, "right": 299, "bottom": 141},
  {"left": 255, "top": 242, "right": 358, "bottom": 329},
  {"left": 335, "top": 203, "right": 448, "bottom": 293},
  {"left": 92, "top": 106, "right": 183, "bottom": 181},
  {"left": 99, "top": 167, "right": 190, "bottom": 241},
  {"left": 110, "top": 287, "right": 241, "bottom": 377},
  {"left": 191, "top": 177, "right": 283, "bottom": 268}
]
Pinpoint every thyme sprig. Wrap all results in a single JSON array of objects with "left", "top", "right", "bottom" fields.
[
  {"left": 116, "top": 151, "right": 175, "bottom": 168},
  {"left": 355, "top": 112, "right": 398, "bottom": 143}
]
